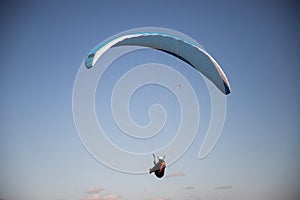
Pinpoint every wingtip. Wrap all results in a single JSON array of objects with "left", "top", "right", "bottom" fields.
[{"left": 223, "top": 81, "right": 231, "bottom": 95}]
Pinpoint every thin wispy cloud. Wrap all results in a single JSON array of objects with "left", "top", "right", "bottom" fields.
[
  {"left": 82, "top": 188, "right": 120, "bottom": 200},
  {"left": 214, "top": 185, "right": 232, "bottom": 190},
  {"left": 103, "top": 194, "right": 120, "bottom": 200},
  {"left": 87, "top": 188, "right": 104, "bottom": 194},
  {"left": 153, "top": 197, "right": 170, "bottom": 200},
  {"left": 165, "top": 171, "right": 186, "bottom": 178},
  {"left": 81, "top": 193, "right": 102, "bottom": 200}
]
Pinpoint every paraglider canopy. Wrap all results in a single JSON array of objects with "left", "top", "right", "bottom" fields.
[{"left": 84, "top": 32, "right": 231, "bottom": 95}]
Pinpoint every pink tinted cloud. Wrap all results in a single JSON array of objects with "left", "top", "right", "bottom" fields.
[
  {"left": 81, "top": 193, "right": 102, "bottom": 200},
  {"left": 87, "top": 188, "right": 104, "bottom": 194},
  {"left": 103, "top": 194, "right": 120, "bottom": 200},
  {"left": 82, "top": 187, "right": 120, "bottom": 200}
]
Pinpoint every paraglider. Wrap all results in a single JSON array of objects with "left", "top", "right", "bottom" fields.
[
  {"left": 84, "top": 31, "right": 231, "bottom": 95},
  {"left": 149, "top": 154, "right": 166, "bottom": 178},
  {"left": 79, "top": 30, "right": 232, "bottom": 175}
]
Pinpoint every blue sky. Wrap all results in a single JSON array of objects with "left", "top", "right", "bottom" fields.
[{"left": 1, "top": 1, "right": 300, "bottom": 200}]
